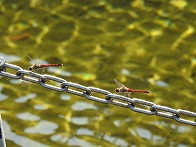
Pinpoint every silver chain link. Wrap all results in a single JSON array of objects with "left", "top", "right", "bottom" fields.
[{"left": 0, "top": 56, "right": 195, "bottom": 126}]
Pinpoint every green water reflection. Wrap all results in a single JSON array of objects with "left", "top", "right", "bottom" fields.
[{"left": 0, "top": 0, "right": 195, "bottom": 146}]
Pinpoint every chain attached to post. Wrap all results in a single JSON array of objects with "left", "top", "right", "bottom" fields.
[{"left": 0, "top": 56, "right": 196, "bottom": 126}]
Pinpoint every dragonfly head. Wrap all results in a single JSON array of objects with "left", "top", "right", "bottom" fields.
[
  {"left": 114, "top": 88, "right": 120, "bottom": 93},
  {"left": 28, "top": 66, "right": 33, "bottom": 71},
  {"left": 115, "top": 87, "right": 128, "bottom": 94}
]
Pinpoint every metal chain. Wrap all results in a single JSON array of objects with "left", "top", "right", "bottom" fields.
[{"left": 0, "top": 56, "right": 196, "bottom": 126}]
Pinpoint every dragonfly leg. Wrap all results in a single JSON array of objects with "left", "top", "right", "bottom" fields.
[
  {"left": 41, "top": 68, "right": 46, "bottom": 74},
  {"left": 123, "top": 92, "right": 131, "bottom": 97}
]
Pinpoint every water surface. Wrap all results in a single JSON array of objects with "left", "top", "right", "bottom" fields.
[{"left": 0, "top": 0, "right": 195, "bottom": 146}]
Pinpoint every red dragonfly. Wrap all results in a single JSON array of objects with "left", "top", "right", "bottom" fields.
[
  {"left": 27, "top": 55, "right": 63, "bottom": 72},
  {"left": 114, "top": 79, "right": 150, "bottom": 96}
]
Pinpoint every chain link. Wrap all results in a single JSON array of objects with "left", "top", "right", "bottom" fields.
[
  {"left": 40, "top": 75, "right": 67, "bottom": 92},
  {"left": 0, "top": 56, "right": 195, "bottom": 126},
  {"left": 129, "top": 98, "right": 156, "bottom": 115}
]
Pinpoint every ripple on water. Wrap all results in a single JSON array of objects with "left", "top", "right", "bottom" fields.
[
  {"left": 15, "top": 93, "right": 37, "bottom": 103},
  {"left": 16, "top": 112, "right": 40, "bottom": 121},
  {"left": 24, "top": 120, "right": 58, "bottom": 135},
  {"left": 72, "top": 101, "right": 98, "bottom": 111}
]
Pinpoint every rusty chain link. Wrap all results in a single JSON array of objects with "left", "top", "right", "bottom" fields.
[{"left": 0, "top": 56, "right": 196, "bottom": 126}]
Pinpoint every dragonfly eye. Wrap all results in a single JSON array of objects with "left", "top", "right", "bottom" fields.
[
  {"left": 28, "top": 67, "right": 33, "bottom": 71},
  {"left": 115, "top": 88, "right": 119, "bottom": 93}
]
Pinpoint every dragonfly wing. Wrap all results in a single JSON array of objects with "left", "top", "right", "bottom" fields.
[
  {"left": 27, "top": 55, "right": 38, "bottom": 65},
  {"left": 27, "top": 55, "right": 34, "bottom": 62},
  {"left": 114, "top": 79, "right": 125, "bottom": 88}
]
